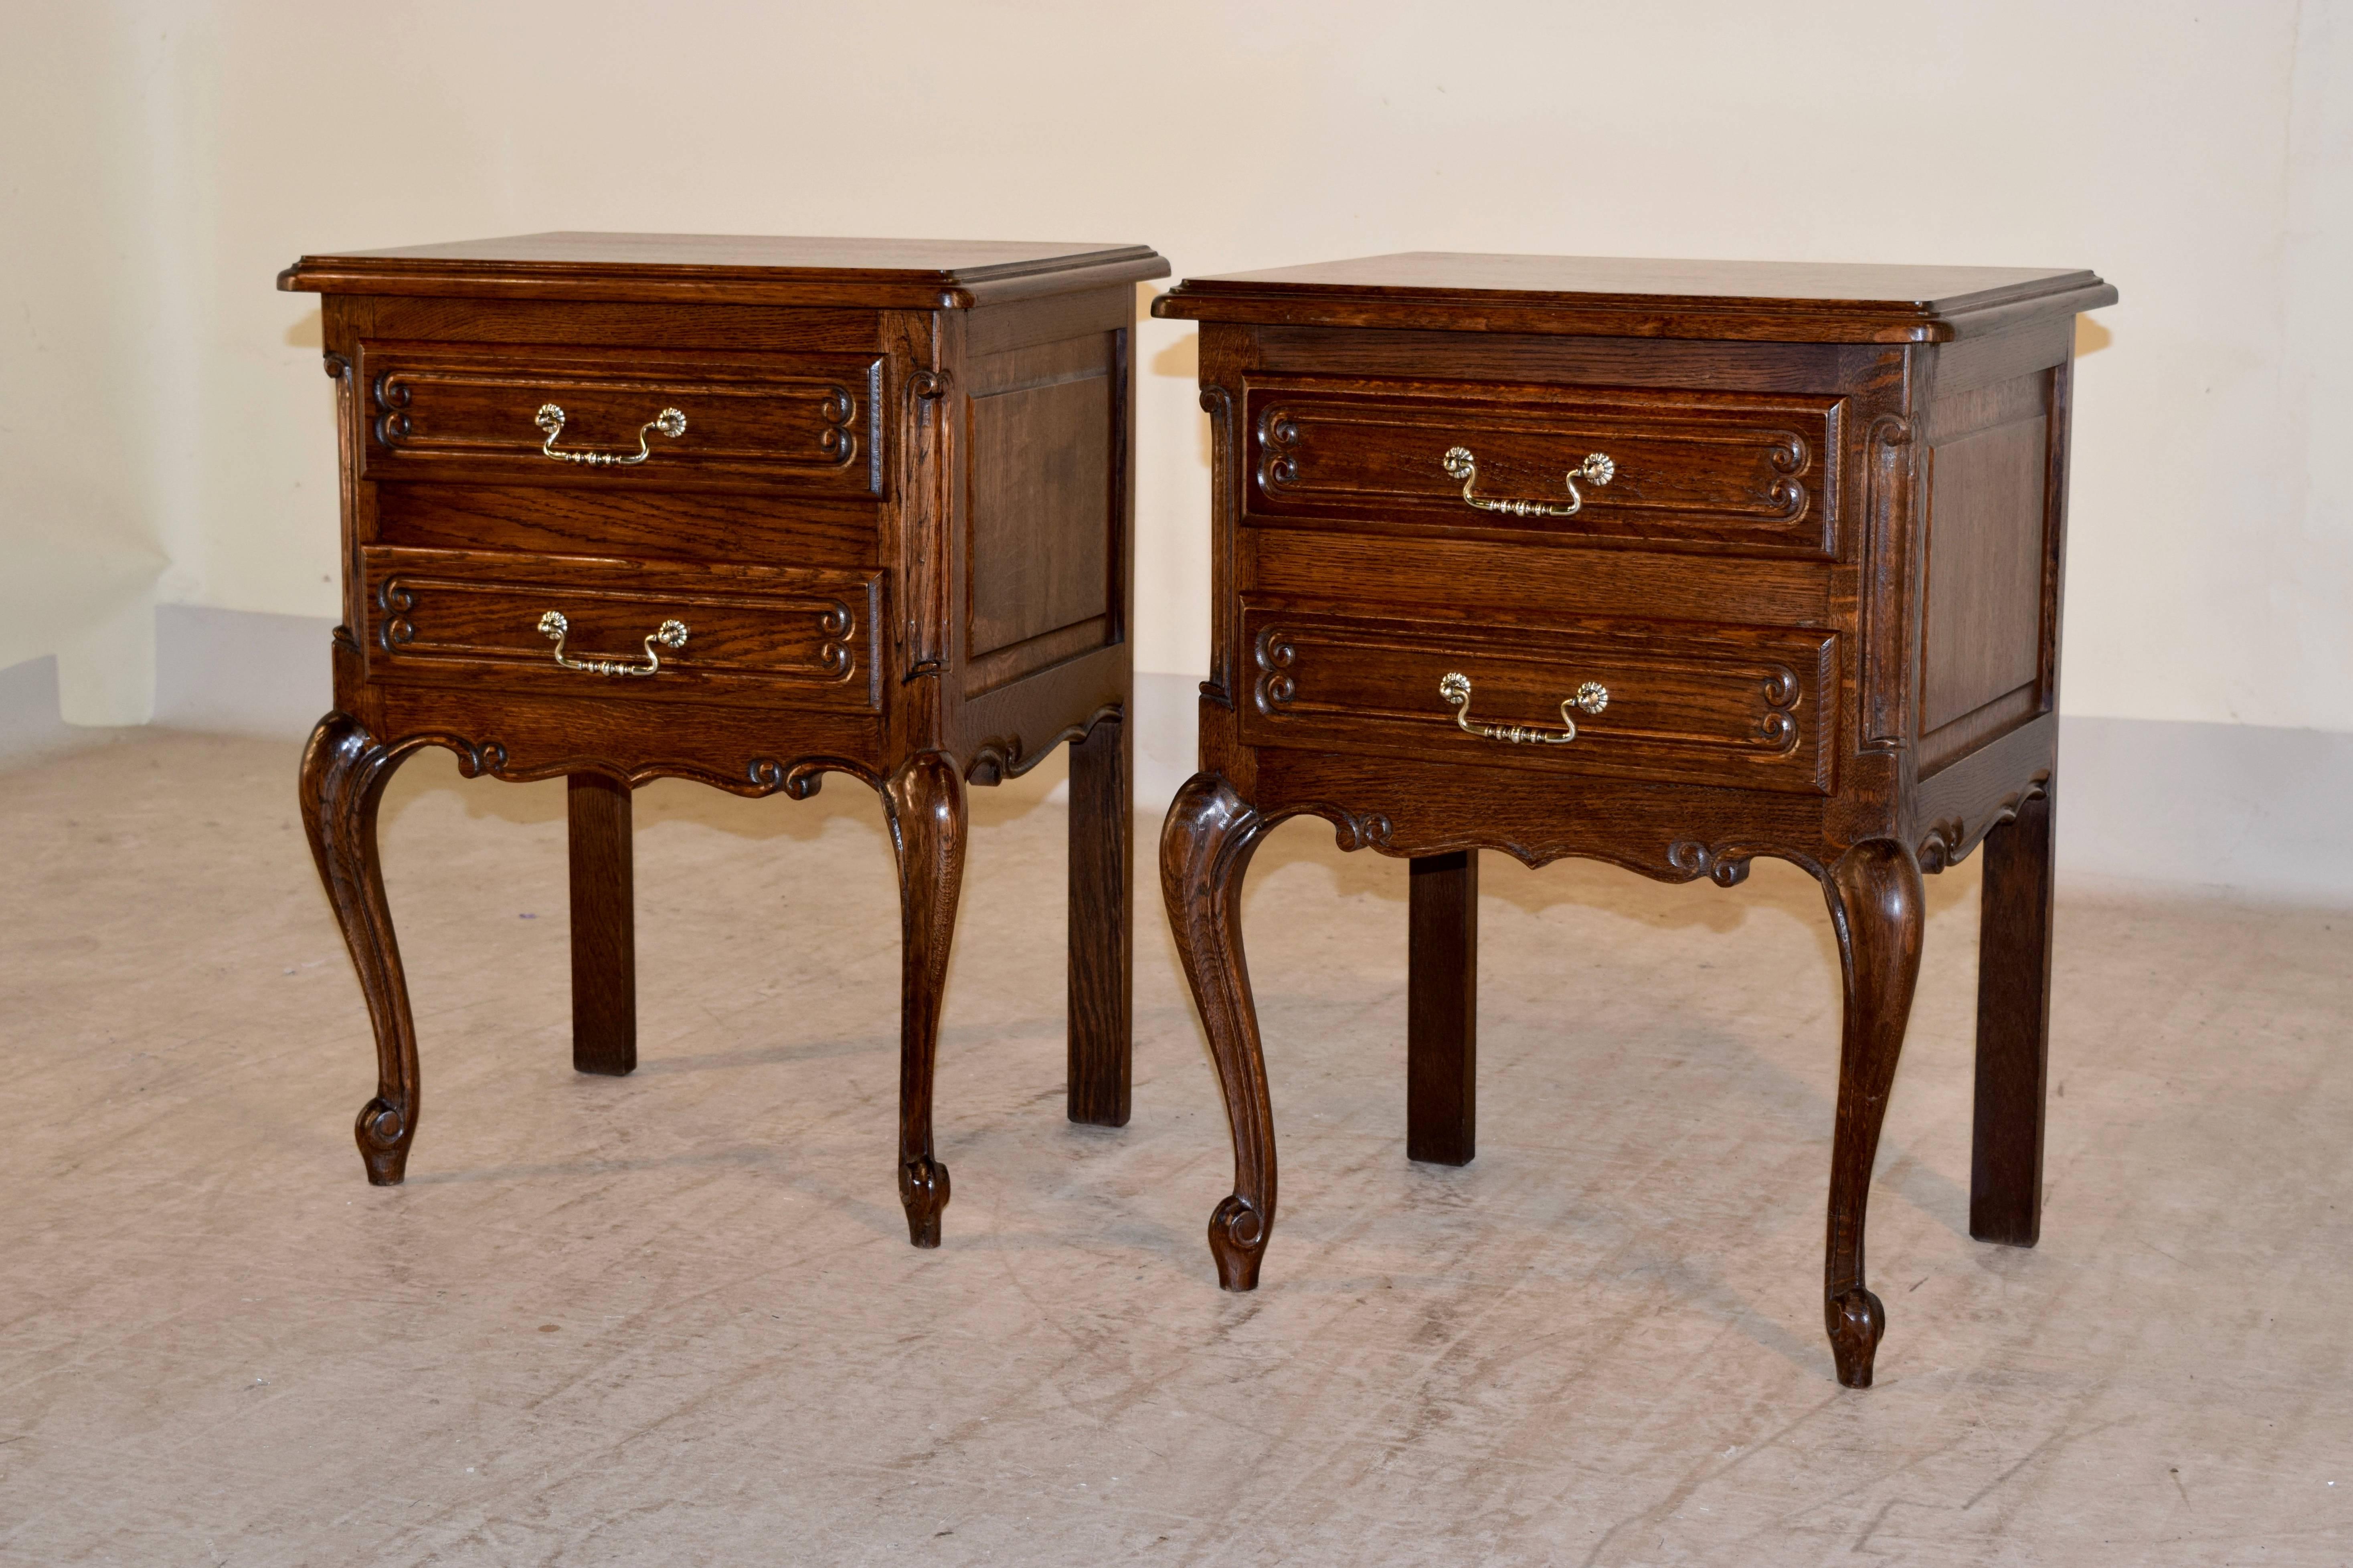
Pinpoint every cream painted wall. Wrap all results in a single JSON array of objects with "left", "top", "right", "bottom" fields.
[{"left": 6, "top": 0, "right": 2348, "bottom": 731}]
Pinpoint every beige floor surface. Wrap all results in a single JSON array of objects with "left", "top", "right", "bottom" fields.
[{"left": 0, "top": 733, "right": 2348, "bottom": 1566}]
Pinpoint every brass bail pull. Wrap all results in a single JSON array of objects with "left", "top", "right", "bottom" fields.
[
  {"left": 536, "top": 610, "right": 689, "bottom": 678},
  {"left": 1442, "top": 445, "right": 1615, "bottom": 517},
  {"left": 534, "top": 404, "right": 687, "bottom": 467},
  {"left": 1438, "top": 670, "right": 1608, "bottom": 746}
]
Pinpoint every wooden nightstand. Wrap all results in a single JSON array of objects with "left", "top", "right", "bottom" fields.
[
  {"left": 282, "top": 232, "right": 1167, "bottom": 1247},
  {"left": 1153, "top": 254, "right": 2114, "bottom": 1385}
]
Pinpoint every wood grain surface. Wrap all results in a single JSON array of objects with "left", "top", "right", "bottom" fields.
[
  {"left": 292, "top": 237, "right": 1161, "bottom": 1243},
  {"left": 1158, "top": 255, "right": 2110, "bottom": 1386},
  {"left": 1406, "top": 851, "right": 1477, "bottom": 1168}
]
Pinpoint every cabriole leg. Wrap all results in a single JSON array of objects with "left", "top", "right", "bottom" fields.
[
  {"left": 1066, "top": 713, "right": 1131, "bottom": 1127},
  {"left": 1972, "top": 781, "right": 2056, "bottom": 1245},
  {"left": 299, "top": 713, "right": 423, "bottom": 1186},
  {"left": 1819, "top": 838, "right": 1926, "bottom": 1387},
  {"left": 1161, "top": 772, "right": 1279, "bottom": 1290},
  {"left": 883, "top": 753, "right": 967, "bottom": 1248}
]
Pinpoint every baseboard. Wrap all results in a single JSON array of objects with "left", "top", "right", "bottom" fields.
[
  {"left": 151, "top": 604, "right": 338, "bottom": 738},
  {"left": 2053, "top": 715, "right": 2353, "bottom": 906},
  {"left": 4, "top": 609, "right": 2345, "bottom": 906},
  {"left": 0, "top": 655, "right": 138, "bottom": 770}
]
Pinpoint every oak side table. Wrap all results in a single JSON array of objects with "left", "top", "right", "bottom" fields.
[
  {"left": 281, "top": 232, "right": 1167, "bottom": 1246},
  {"left": 1153, "top": 254, "right": 2114, "bottom": 1385}
]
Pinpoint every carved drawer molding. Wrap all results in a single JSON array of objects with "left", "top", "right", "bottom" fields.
[
  {"left": 359, "top": 343, "right": 886, "bottom": 494},
  {"left": 1243, "top": 374, "right": 1842, "bottom": 557},
  {"left": 360, "top": 546, "right": 880, "bottom": 711},
  {"left": 1239, "top": 607, "right": 1836, "bottom": 794}
]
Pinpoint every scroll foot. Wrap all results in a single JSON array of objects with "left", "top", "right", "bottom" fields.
[
  {"left": 1207, "top": 1195, "right": 1269, "bottom": 1291},
  {"left": 1827, "top": 1286, "right": 1888, "bottom": 1388},
  {"left": 354, "top": 1095, "right": 414, "bottom": 1186},
  {"left": 899, "top": 1156, "right": 952, "bottom": 1249}
]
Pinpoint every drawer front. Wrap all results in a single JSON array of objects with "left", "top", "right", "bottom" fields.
[
  {"left": 1240, "top": 607, "right": 1836, "bottom": 794},
  {"left": 1245, "top": 375, "right": 1841, "bottom": 556},
  {"left": 362, "top": 548, "right": 881, "bottom": 712},
  {"left": 358, "top": 343, "right": 886, "bottom": 495}
]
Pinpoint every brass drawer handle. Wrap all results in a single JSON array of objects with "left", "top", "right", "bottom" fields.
[
  {"left": 537, "top": 610, "right": 688, "bottom": 677},
  {"left": 534, "top": 403, "right": 686, "bottom": 467},
  {"left": 1439, "top": 670, "right": 1608, "bottom": 745},
  {"left": 1442, "top": 445, "right": 1615, "bottom": 517}
]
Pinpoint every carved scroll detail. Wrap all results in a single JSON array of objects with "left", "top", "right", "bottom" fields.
[
  {"left": 1667, "top": 840, "right": 1757, "bottom": 887},
  {"left": 1758, "top": 664, "right": 1803, "bottom": 752},
  {"left": 1253, "top": 625, "right": 1297, "bottom": 707},
  {"left": 746, "top": 756, "right": 864, "bottom": 800},
  {"left": 1764, "top": 430, "right": 1811, "bottom": 519},
  {"left": 964, "top": 702, "right": 1124, "bottom": 786},
  {"left": 1917, "top": 776, "right": 2052, "bottom": 872},
  {"left": 1258, "top": 406, "right": 1301, "bottom": 489}
]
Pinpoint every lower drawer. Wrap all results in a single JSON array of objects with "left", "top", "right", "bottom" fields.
[
  {"left": 361, "top": 547, "right": 880, "bottom": 711},
  {"left": 1239, "top": 606, "right": 1836, "bottom": 794}
]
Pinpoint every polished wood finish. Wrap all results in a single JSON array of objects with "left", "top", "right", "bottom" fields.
[
  {"left": 299, "top": 713, "right": 425, "bottom": 1186},
  {"left": 567, "top": 775, "right": 635, "bottom": 1077},
  {"left": 1244, "top": 609, "right": 1837, "bottom": 793},
  {"left": 1972, "top": 782, "right": 2056, "bottom": 1245},
  {"left": 883, "top": 752, "right": 965, "bottom": 1248},
  {"left": 1161, "top": 253, "right": 2114, "bottom": 342},
  {"left": 280, "top": 233, "right": 1167, "bottom": 309},
  {"left": 1406, "top": 851, "right": 1477, "bottom": 1167},
  {"left": 1155, "top": 254, "right": 2112, "bottom": 1386},
  {"left": 1161, "top": 774, "right": 1278, "bottom": 1291},
  {"left": 361, "top": 343, "right": 884, "bottom": 493},
  {"left": 1821, "top": 838, "right": 1925, "bottom": 1388},
  {"left": 285, "top": 233, "right": 1166, "bottom": 1241},
  {"left": 969, "top": 372, "right": 1115, "bottom": 655},
  {"left": 1250, "top": 377, "right": 1839, "bottom": 554},
  {"left": 1067, "top": 714, "right": 1132, "bottom": 1127},
  {"left": 362, "top": 548, "right": 882, "bottom": 709}
]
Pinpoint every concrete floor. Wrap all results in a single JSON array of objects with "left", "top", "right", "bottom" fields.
[{"left": 1, "top": 733, "right": 2348, "bottom": 1565}]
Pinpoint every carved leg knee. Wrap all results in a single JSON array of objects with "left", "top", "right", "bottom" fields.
[
  {"left": 1821, "top": 838, "right": 1924, "bottom": 1388},
  {"left": 1162, "top": 772, "right": 1281, "bottom": 1292},
  {"left": 302, "top": 713, "right": 425, "bottom": 1187},
  {"left": 884, "top": 753, "right": 966, "bottom": 1249}
]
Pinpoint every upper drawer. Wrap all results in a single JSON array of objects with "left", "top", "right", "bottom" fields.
[
  {"left": 1244, "top": 375, "right": 1842, "bottom": 557},
  {"left": 356, "top": 342, "right": 886, "bottom": 495}
]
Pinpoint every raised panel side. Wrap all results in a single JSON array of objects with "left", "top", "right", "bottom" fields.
[
  {"left": 1918, "top": 368, "right": 2054, "bottom": 760},
  {"left": 962, "top": 335, "right": 1117, "bottom": 684}
]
